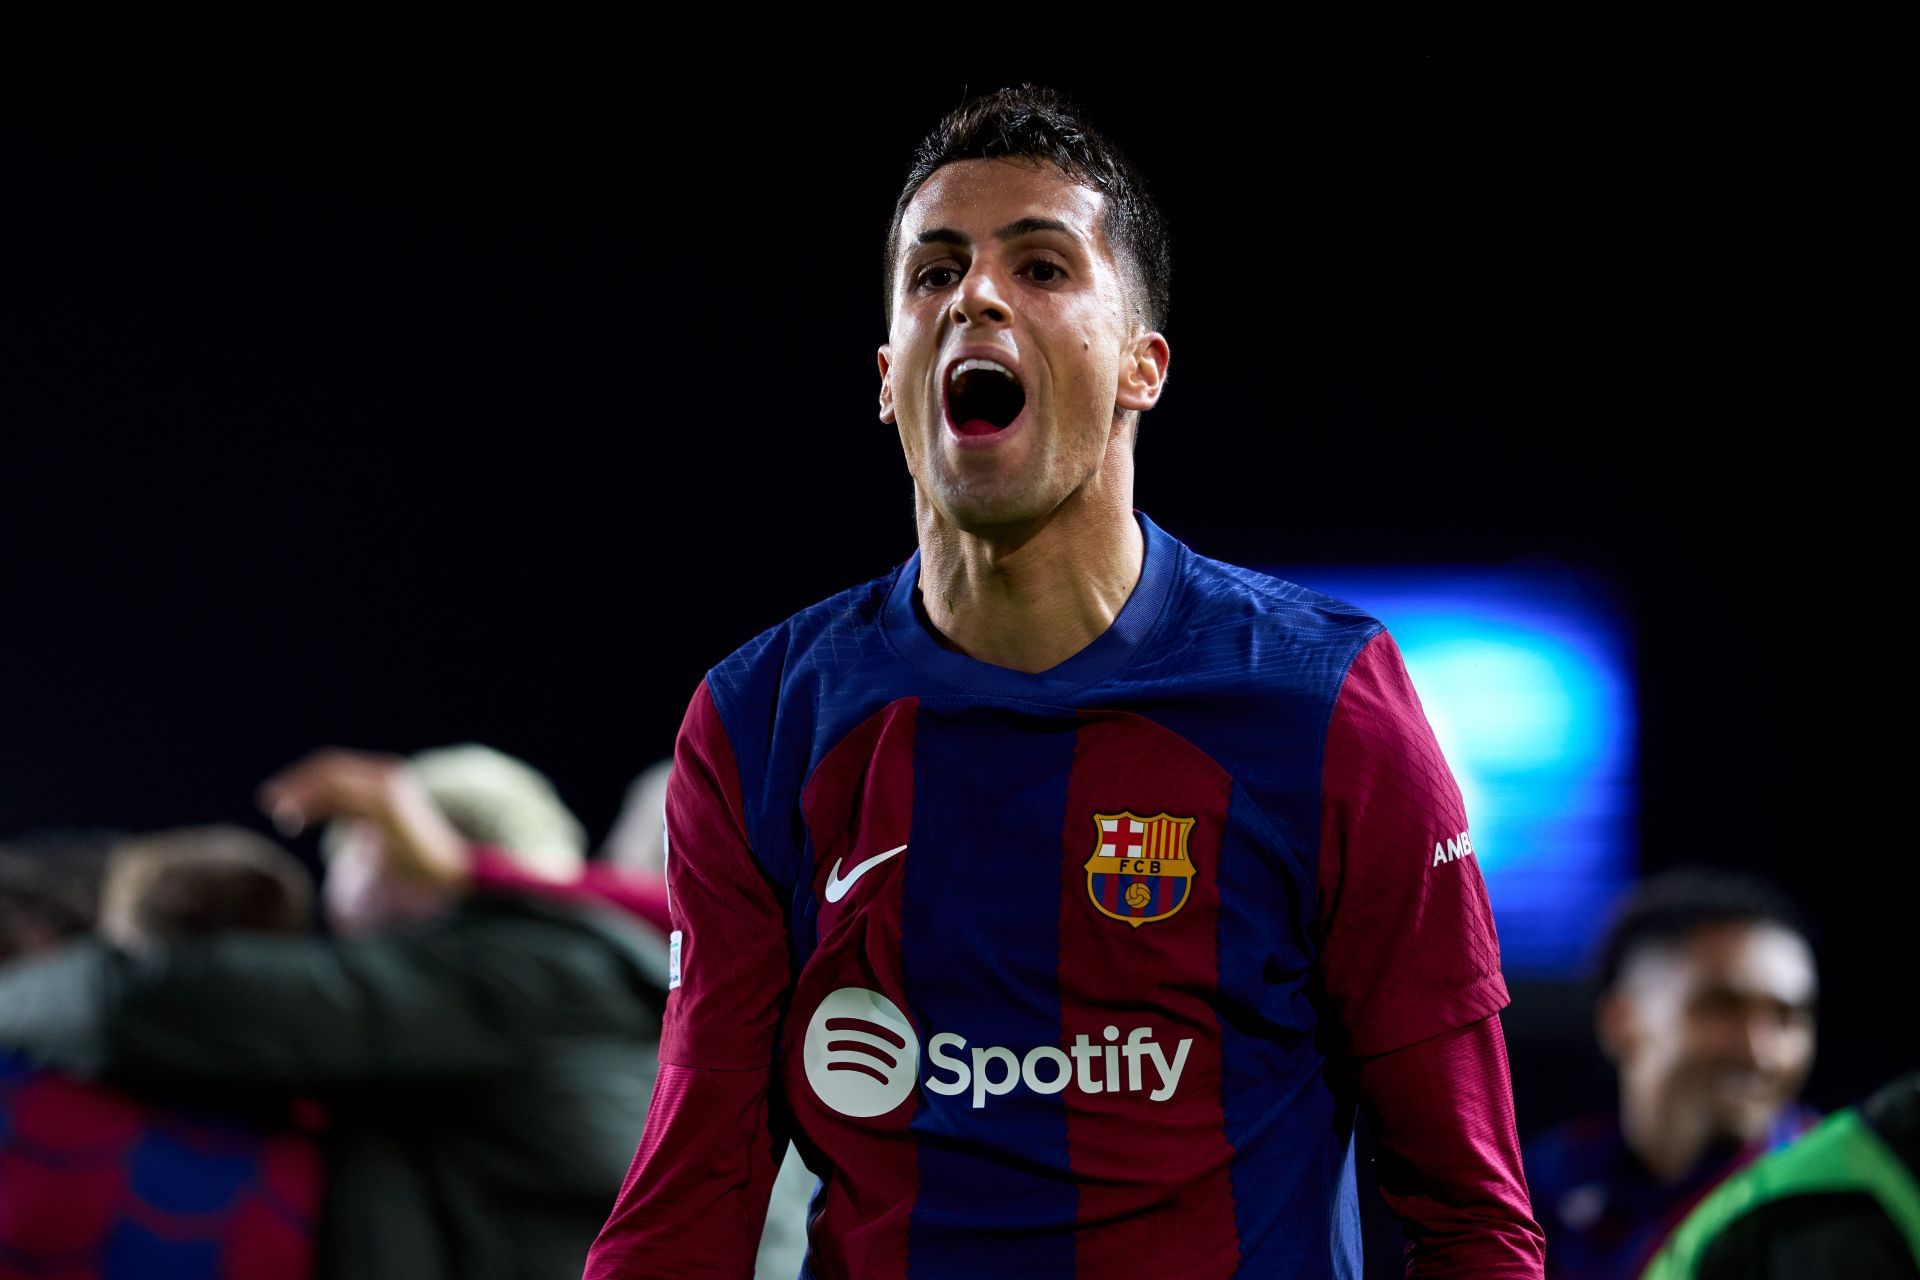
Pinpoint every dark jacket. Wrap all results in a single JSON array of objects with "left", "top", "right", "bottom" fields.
[{"left": 0, "top": 895, "right": 666, "bottom": 1280}]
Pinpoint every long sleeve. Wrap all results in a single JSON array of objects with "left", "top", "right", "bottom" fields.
[
  {"left": 585, "top": 679, "right": 796, "bottom": 1280},
  {"left": 1358, "top": 1014, "right": 1546, "bottom": 1277},
  {"left": 1315, "top": 629, "right": 1540, "bottom": 1274},
  {"left": 1315, "top": 629, "right": 1509, "bottom": 1057}
]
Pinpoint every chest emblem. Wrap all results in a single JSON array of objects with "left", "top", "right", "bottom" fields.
[{"left": 1083, "top": 811, "right": 1197, "bottom": 928}]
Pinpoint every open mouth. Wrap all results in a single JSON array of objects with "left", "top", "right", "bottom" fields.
[{"left": 945, "top": 358, "right": 1027, "bottom": 437}]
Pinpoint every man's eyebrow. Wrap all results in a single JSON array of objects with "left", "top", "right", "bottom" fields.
[
  {"left": 993, "top": 216, "right": 1080, "bottom": 242},
  {"left": 913, "top": 217, "right": 1083, "bottom": 248}
]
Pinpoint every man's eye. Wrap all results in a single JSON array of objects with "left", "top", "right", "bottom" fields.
[
  {"left": 917, "top": 266, "right": 958, "bottom": 289},
  {"left": 1028, "top": 262, "right": 1063, "bottom": 283}
]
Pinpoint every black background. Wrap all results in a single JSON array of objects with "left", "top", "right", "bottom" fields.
[{"left": 2, "top": 11, "right": 1910, "bottom": 1209}]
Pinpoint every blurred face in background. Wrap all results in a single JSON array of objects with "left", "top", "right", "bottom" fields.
[
  {"left": 1601, "top": 921, "right": 1817, "bottom": 1162},
  {"left": 322, "top": 820, "right": 455, "bottom": 936}
]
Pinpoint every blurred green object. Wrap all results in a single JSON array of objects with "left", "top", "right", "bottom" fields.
[{"left": 1642, "top": 1075, "right": 1920, "bottom": 1279}]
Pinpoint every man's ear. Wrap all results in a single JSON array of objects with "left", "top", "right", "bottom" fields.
[
  {"left": 1596, "top": 989, "right": 1634, "bottom": 1065},
  {"left": 1116, "top": 330, "right": 1170, "bottom": 413},
  {"left": 877, "top": 345, "right": 896, "bottom": 424}
]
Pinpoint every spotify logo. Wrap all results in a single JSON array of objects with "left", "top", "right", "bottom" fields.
[
  {"left": 803, "top": 988, "right": 1194, "bottom": 1118},
  {"left": 803, "top": 987, "right": 919, "bottom": 1118}
]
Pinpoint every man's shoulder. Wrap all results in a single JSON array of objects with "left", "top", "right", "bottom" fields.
[
  {"left": 1180, "top": 547, "right": 1377, "bottom": 628},
  {"left": 716, "top": 564, "right": 899, "bottom": 673},
  {"left": 697, "top": 559, "right": 903, "bottom": 732},
  {"left": 419, "top": 899, "right": 667, "bottom": 1032},
  {"left": 1156, "top": 538, "right": 1387, "bottom": 682},
  {"left": 453, "top": 896, "right": 670, "bottom": 984}
]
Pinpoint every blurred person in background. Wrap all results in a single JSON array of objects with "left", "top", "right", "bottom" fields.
[
  {"left": 435, "top": 753, "right": 675, "bottom": 937},
  {"left": 599, "top": 757, "right": 672, "bottom": 880},
  {"left": 264, "top": 748, "right": 815, "bottom": 1280},
  {"left": 1525, "top": 870, "right": 1820, "bottom": 1279},
  {"left": 98, "top": 823, "right": 313, "bottom": 947},
  {"left": 0, "top": 825, "right": 323, "bottom": 1279},
  {"left": 0, "top": 828, "right": 117, "bottom": 960},
  {"left": 0, "top": 745, "right": 666, "bottom": 1280},
  {"left": 1641, "top": 1071, "right": 1920, "bottom": 1279}
]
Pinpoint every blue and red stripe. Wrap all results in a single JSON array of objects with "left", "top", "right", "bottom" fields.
[
  {"left": 1056, "top": 712, "right": 1240, "bottom": 1277},
  {"left": 901, "top": 701, "right": 1080, "bottom": 1275},
  {"left": 793, "top": 697, "right": 923, "bottom": 1278}
]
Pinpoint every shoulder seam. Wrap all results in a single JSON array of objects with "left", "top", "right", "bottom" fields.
[
  {"left": 1315, "top": 623, "right": 1391, "bottom": 776},
  {"left": 1307, "top": 622, "right": 1390, "bottom": 950}
]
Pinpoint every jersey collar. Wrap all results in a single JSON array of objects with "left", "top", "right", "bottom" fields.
[{"left": 882, "top": 510, "right": 1182, "bottom": 699}]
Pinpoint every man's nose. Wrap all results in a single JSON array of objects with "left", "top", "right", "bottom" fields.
[{"left": 950, "top": 264, "right": 1013, "bottom": 327}]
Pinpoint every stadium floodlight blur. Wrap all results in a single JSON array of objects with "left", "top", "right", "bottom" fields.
[{"left": 1269, "top": 561, "right": 1635, "bottom": 975}]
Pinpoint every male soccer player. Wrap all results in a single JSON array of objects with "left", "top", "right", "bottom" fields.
[
  {"left": 267, "top": 86, "right": 1545, "bottom": 1277},
  {"left": 581, "top": 85, "right": 1542, "bottom": 1278}
]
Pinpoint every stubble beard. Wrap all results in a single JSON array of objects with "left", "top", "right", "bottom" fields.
[
  {"left": 927, "top": 462, "right": 1054, "bottom": 535},
  {"left": 918, "top": 420, "right": 1083, "bottom": 539}
]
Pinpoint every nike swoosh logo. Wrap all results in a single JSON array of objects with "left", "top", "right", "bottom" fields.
[{"left": 824, "top": 843, "right": 908, "bottom": 903}]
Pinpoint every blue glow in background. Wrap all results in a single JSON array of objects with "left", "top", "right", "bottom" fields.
[{"left": 1267, "top": 564, "right": 1636, "bottom": 975}]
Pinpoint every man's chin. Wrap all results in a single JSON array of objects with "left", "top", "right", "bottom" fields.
[
  {"left": 1710, "top": 1096, "right": 1790, "bottom": 1145},
  {"left": 926, "top": 476, "right": 1057, "bottom": 537}
]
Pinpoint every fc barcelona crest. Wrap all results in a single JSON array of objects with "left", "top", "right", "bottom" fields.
[{"left": 1083, "top": 811, "right": 1197, "bottom": 928}]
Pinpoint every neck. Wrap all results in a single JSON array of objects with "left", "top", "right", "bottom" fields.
[{"left": 914, "top": 434, "right": 1142, "bottom": 674}]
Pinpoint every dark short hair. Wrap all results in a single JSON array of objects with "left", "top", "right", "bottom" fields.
[
  {"left": 883, "top": 84, "right": 1171, "bottom": 335},
  {"left": 99, "top": 826, "right": 312, "bottom": 948},
  {"left": 1598, "top": 868, "right": 1813, "bottom": 992}
]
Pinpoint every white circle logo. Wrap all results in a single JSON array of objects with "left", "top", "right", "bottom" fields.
[{"left": 803, "top": 987, "right": 919, "bottom": 1118}]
